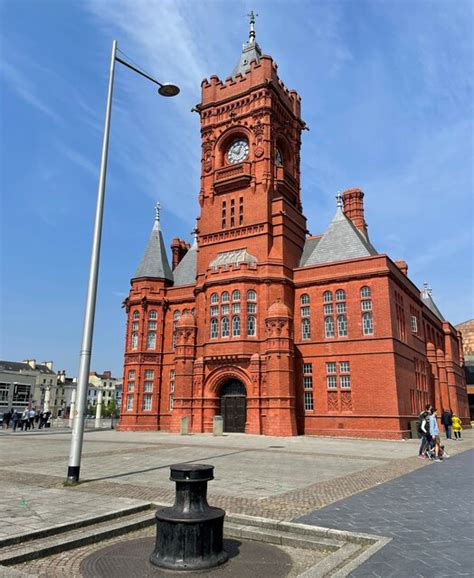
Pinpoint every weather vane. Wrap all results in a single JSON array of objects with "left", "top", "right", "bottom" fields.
[
  {"left": 247, "top": 10, "right": 258, "bottom": 42},
  {"left": 155, "top": 201, "right": 161, "bottom": 223}
]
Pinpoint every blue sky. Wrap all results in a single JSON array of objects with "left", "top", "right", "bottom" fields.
[{"left": 1, "top": 0, "right": 472, "bottom": 377}]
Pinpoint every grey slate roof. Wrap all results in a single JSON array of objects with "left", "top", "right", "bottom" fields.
[
  {"left": 133, "top": 219, "right": 173, "bottom": 282},
  {"left": 421, "top": 284, "right": 445, "bottom": 321},
  {"left": 303, "top": 206, "right": 377, "bottom": 266},
  {"left": 232, "top": 39, "right": 262, "bottom": 77},
  {"left": 173, "top": 240, "right": 197, "bottom": 286},
  {"left": 0, "top": 361, "right": 55, "bottom": 374},
  {"left": 299, "top": 237, "right": 321, "bottom": 267}
]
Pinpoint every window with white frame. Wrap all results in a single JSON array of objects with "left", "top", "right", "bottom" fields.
[
  {"left": 232, "top": 290, "right": 240, "bottom": 302},
  {"left": 335, "top": 289, "right": 346, "bottom": 301},
  {"left": 302, "top": 317, "right": 311, "bottom": 340},
  {"left": 247, "top": 315, "right": 256, "bottom": 337},
  {"left": 232, "top": 315, "right": 241, "bottom": 337},
  {"left": 411, "top": 315, "right": 418, "bottom": 334},
  {"left": 210, "top": 317, "right": 218, "bottom": 339},
  {"left": 336, "top": 302, "right": 346, "bottom": 314},
  {"left": 144, "top": 369, "right": 154, "bottom": 379},
  {"left": 325, "top": 316, "right": 335, "bottom": 338},
  {"left": 247, "top": 289, "right": 257, "bottom": 301},
  {"left": 337, "top": 315, "right": 347, "bottom": 337},
  {"left": 132, "top": 321, "right": 139, "bottom": 331},
  {"left": 340, "top": 375, "right": 351, "bottom": 389},
  {"left": 173, "top": 310, "right": 181, "bottom": 349},
  {"left": 210, "top": 305, "right": 219, "bottom": 317},
  {"left": 324, "top": 303, "right": 333, "bottom": 315},
  {"left": 126, "top": 394, "right": 133, "bottom": 410},
  {"left": 128, "top": 370, "right": 136, "bottom": 379},
  {"left": 326, "top": 362, "right": 337, "bottom": 373},
  {"left": 222, "top": 291, "right": 230, "bottom": 302},
  {"left": 169, "top": 370, "right": 175, "bottom": 410},
  {"left": 131, "top": 332, "right": 138, "bottom": 350},
  {"left": 149, "top": 310, "right": 157, "bottom": 320},
  {"left": 144, "top": 381, "right": 153, "bottom": 392},
  {"left": 143, "top": 394, "right": 152, "bottom": 410},
  {"left": 323, "top": 291, "right": 333, "bottom": 303},
  {"left": 221, "top": 316, "right": 230, "bottom": 337},
  {"left": 247, "top": 302, "right": 256, "bottom": 314},
  {"left": 326, "top": 375, "right": 337, "bottom": 388},
  {"left": 148, "top": 320, "right": 157, "bottom": 330},
  {"left": 339, "top": 361, "right": 350, "bottom": 373},
  {"left": 361, "top": 300, "right": 372, "bottom": 311},
  {"left": 211, "top": 293, "right": 219, "bottom": 304},
  {"left": 146, "top": 332, "right": 156, "bottom": 349},
  {"left": 303, "top": 363, "right": 313, "bottom": 411},
  {"left": 133, "top": 311, "right": 140, "bottom": 320},
  {"left": 360, "top": 286, "right": 371, "bottom": 298},
  {"left": 232, "top": 302, "right": 241, "bottom": 314},
  {"left": 301, "top": 293, "right": 310, "bottom": 305},
  {"left": 304, "top": 391, "right": 314, "bottom": 411},
  {"left": 362, "top": 312, "right": 373, "bottom": 335}
]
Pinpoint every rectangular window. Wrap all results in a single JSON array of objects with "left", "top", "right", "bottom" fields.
[
  {"left": 132, "top": 321, "right": 139, "bottom": 331},
  {"left": 340, "top": 375, "right": 351, "bottom": 389},
  {"left": 221, "top": 304, "right": 230, "bottom": 315},
  {"left": 169, "top": 370, "right": 175, "bottom": 411},
  {"left": 126, "top": 394, "right": 133, "bottom": 411},
  {"left": 339, "top": 361, "right": 350, "bottom": 373},
  {"left": 148, "top": 321, "right": 157, "bottom": 330},
  {"left": 303, "top": 363, "right": 312, "bottom": 375},
  {"left": 323, "top": 304, "right": 333, "bottom": 315},
  {"left": 143, "top": 394, "right": 152, "bottom": 410},
  {"left": 304, "top": 391, "right": 314, "bottom": 411},
  {"left": 247, "top": 302, "right": 256, "bottom": 314},
  {"left": 304, "top": 376, "right": 313, "bottom": 389},
  {"left": 326, "top": 362, "right": 337, "bottom": 373},
  {"left": 144, "top": 369, "right": 154, "bottom": 379},
  {"left": 13, "top": 384, "right": 31, "bottom": 403},
  {"left": 127, "top": 381, "right": 134, "bottom": 392},
  {"left": 239, "top": 197, "right": 244, "bottom": 225},
  {"left": 128, "top": 370, "right": 136, "bottom": 379},
  {"left": 144, "top": 381, "right": 153, "bottom": 392},
  {"left": 232, "top": 303, "right": 240, "bottom": 314},
  {"left": 326, "top": 376, "right": 337, "bottom": 388},
  {"left": 411, "top": 315, "right": 418, "bottom": 333},
  {"left": 301, "top": 306, "right": 310, "bottom": 317},
  {"left": 336, "top": 302, "right": 346, "bottom": 314},
  {"left": 210, "top": 305, "right": 218, "bottom": 316},
  {"left": 361, "top": 300, "right": 372, "bottom": 311},
  {"left": 222, "top": 201, "right": 226, "bottom": 228}
]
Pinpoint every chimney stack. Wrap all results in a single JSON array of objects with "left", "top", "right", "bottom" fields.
[
  {"left": 171, "top": 238, "right": 191, "bottom": 270},
  {"left": 24, "top": 359, "right": 36, "bottom": 370},
  {"left": 342, "top": 188, "right": 368, "bottom": 238}
]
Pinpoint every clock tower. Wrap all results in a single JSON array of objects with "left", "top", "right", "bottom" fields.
[{"left": 171, "top": 13, "right": 307, "bottom": 435}]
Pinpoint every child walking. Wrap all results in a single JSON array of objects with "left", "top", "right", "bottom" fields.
[{"left": 452, "top": 414, "right": 463, "bottom": 440}]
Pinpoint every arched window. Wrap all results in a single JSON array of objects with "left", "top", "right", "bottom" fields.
[
  {"left": 211, "top": 293, "right": 219, "bottom": 304},
  {"left": 232, "top": 290, "right": 240, "bottom": 302},
  {"left": 301, "top": 293, "right": 310, "bottom": 305},
  {"left": 221, "top": 316, "right": 230, "bottom": 337},
  {"left": 173, "top": 310, "right": 181, "bottom": 320},
  {"left": 183, "top": 308, "right": 190, "bottom": 315},
  {"left": 172, "top": 310, "right": 181, "bottom": 350},
  {"left": 222, "top": 291, "right": 230, "bottom": 303},
  {"left": 131, "top": 332, "right": 138, "bottom": 350},
  {"left": 325, "top": 316, "right": 335, "bottom": 338},
  {"left": 146, "top": 332, "right": 156, "bottom": 349},
  {"left": 323, "top": 291, "right": 333, "bottom": 303},
  {"left": 363, "top": 312, "right": 374, "bottom": 335},
  {"left": 337, "top": 315, "right": 347, "bottom": 337},
  {"left": 335, "top": 289, "right": 346, "bottom": 301},
  {"left": 247, "top": 289, "right": 257, "bottom": 301},
  {"left": 360, "top": 286, "right": 371, "bottom": 298},
  {"left": 301, "top": 318, "right": 311, "bottom": 340},
  {"left": 210, "top": 317, "right": 218, "bottom": 339},
  {"left": 148, "top": 310, "right": 157, "bottom": 320},
  {"left": 247, "top": 315, "right": 256, "bottom": 336},
  {"left": 133, "top": 311, "right": 140, "bottom": 320},
  {"left": 232, "top": 315, "right": 241, "bottom": 336}
]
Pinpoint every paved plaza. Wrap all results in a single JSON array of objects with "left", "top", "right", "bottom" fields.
[{"left": 0, "top": 427, "right": 472, "bottom": 576}]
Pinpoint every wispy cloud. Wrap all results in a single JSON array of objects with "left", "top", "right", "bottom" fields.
[
  {"left": 60, "top": 143, "right": 97, "bottom": 177},
  {"left": 0, "top": 59, "right": 60, "bottom": 121}
]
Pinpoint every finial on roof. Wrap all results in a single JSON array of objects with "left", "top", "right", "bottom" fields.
[
  {"left": 154, "top": 202, "right": 161, "bottom": 223},
  {"left": 422, "top": 281, "right": 432, "bottom": 297},
  {"left": 336, "top": 192, "right": 343, "bottom": 208},
  {"left": 191, "top": 221, "right": 199, "bottom": 245},
  {"left": 247, "top": 10, "right": 258, "bottom": 42}
]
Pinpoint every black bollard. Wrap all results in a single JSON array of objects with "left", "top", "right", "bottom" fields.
[{"left": 150, "top": 464, "right": 228, "bottom": 571}]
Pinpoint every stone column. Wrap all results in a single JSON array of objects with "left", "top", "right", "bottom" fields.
[
  {"left": 43, "top": 386, "right": 51, "bottom": 413},
  {"left": 69, "top": 388, "right": 77, "bottom": 428},
  {"left": 95, "top": 388, "right": 103, "bottom": 428}
]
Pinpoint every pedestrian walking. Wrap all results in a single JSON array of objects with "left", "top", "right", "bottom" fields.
[
  {"left": 452, "top": 414, "right": 463, "bottom": 440},
  {"left": 28, "top": 408, "right": 36, "bottom": 429},
  {"left": 12, "top": 411, "right": 20, "bottom": 432},
  {"left": 429, "top": 408, "right": 443, "bottom": 462},
  {"left": 2, "top": 410, "right": 11, "bottom": 429},
  {"left": 418, "top": 410, "right": 431, "bottom": 459},
  {"left": 441, "top": 409, "right": 452, "bottom": 439},
  {"left": 21, "top": 408, "right": 29, "bottom": 431}
]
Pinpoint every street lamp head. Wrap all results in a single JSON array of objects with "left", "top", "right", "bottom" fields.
[{"left": 158, "top": 83, "right": 180, "bottom": 97}]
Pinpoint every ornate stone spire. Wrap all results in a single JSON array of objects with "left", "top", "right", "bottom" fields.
[
  {"left": 231, "top": 10, "right": 262, "bottom": 77},
  {"left": 133, "top": 201, "right": 173, "bottom": 281}
]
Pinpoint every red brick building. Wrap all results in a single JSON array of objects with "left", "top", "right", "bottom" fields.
[{"left": 118, "top": 18, "right": 469, "bottom": 438}]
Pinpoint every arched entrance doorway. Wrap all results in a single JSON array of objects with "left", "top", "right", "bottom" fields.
[{"left": 220, "top": 379, "right": 246, "bottom": 433}]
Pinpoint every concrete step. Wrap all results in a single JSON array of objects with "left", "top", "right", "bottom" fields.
[{"left": 0, "top": 507, "right": 156, "bottom": 566}]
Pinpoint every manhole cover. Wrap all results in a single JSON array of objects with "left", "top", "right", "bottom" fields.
[
  {"left": 81, "top": 537, "right": 293, "bottom": 577},
  {"left": 268, "top": 445, "right": 285, "bottom": 449}
]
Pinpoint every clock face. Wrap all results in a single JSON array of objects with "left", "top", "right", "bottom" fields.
[
  {"left": 227, "top": 139, "right": 249, "bottom": 164},
  {"left": 275, "top": 148, "right": 283, "bottom": 166}
]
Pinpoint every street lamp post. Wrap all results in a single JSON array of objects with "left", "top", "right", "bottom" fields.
[{"left": 66, "top": 40, "right": 179, "bottom": 484}]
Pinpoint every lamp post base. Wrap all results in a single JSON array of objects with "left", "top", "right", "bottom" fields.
[{"left": 66, "top": 465, "right": 80, "bottom": 485}]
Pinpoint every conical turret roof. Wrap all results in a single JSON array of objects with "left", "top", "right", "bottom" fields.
[
  {"left": 421, "top": 282, "right": 445, "bottom": 321},
  {"left": 232, "top": 10, "right": 262, "bottom": 77},
  {"left": 133, "top": 203, "right": 173, "bottom": 281}
]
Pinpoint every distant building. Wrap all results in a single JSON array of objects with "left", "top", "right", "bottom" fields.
[
  {"left": 87, "top": 371, "right": 122, "bottom": 410},
  {"left": 456, "top": 319, "right": 474, "bottom": 420}
]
